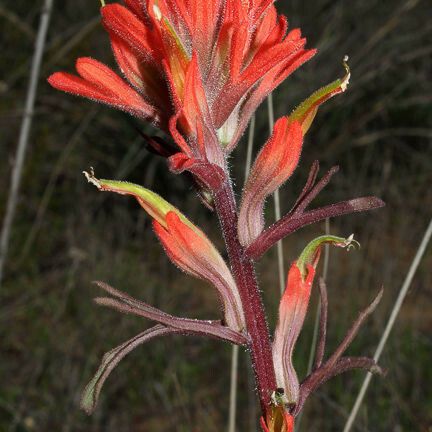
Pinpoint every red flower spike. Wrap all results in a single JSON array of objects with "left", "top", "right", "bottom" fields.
[
  {"left": 272, "top": 235, "right": 359, "bottom": 404},
  {"left": 238, "top": 119, "right": 303, "bottom": 246},
  {"left": 154, "top": 212, "right": 245, "bottom": 331},
  {"left": 46, "top": 0, "right": 389, "bottom": 424},
  {"left": 48, "top": 0, "right": 315, "bottom": 160}
]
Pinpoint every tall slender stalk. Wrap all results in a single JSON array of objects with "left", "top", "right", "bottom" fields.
[
  {"left": 18, "top": 107, "right": 98, "bottom": 264},
  {"left": 228, "top": 345, "right": 240, "bottom": 432},
  {"left": 343, "top": 218, "right": 432, "bottom": 432},
  {"left": 0, "top": 0, "right": 54, "bottom": 288},
  {"left": 227, "top": 115, "right": 256, "bottom": 432}
]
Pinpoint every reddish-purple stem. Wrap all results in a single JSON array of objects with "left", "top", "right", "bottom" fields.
[
  {"left": 247, "top": 197, "right": 385, "bottom": 260},
  {"left": 213, "top": 177, "right": 276, "bottom": 413}
]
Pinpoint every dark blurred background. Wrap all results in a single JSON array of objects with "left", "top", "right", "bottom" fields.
[{"left": 1, "top": 0, "right": 431, "bottom": 431}]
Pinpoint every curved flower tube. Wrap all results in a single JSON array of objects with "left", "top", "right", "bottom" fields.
[
  {"left": 154, "top": 211, "right": 245, "bottom": 331},
  {"left": 83, "top": 170, "right": 245, "bottom": 331},
  {"left": 238, "top": 119, "right": 303, "bottom": 246},
  {"left": 272, "top": 235, "right": 359, "bottom": 404}
]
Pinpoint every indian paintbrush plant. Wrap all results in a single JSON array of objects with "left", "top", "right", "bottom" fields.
[{"left": 48, "top": 0, "right": 386, "bottom": 430}]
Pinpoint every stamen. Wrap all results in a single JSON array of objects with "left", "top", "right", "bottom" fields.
[
  {"left": 341, "top": 55, "right": 351, "bottom": 91},
  {"left": 83, "top": 168, "right": 102, "bottom": 189}
]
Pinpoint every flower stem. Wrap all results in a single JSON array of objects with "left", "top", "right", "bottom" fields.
[{"left": 213, "top": 177, "right": 276, "bottom": 413}]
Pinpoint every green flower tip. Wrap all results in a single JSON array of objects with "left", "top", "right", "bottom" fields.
[
  {"left": 83, "top": 167, "right": 102, "bottom": 189},
  {"left": 297, "top": 234, "right": 360, "bottom": 278}
]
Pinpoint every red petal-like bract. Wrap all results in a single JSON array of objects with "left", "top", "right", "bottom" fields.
[
  {"left": 238, "top": 119, "right": 303, "bottom": 246},
  {"left": 48, "top": 58, "right": 160, "bottom": 123},
  {"left": 48, "top": 1, "right": 315, "bottom": 163},
  {"left": 272, "top": 235, "right": 360, "bottom": 404},
  {"left": 273, "top": 263, "right": 315, "bottom": 404},
  {"left": 154, "top": 212, "right": 245, "bottom": 331}
]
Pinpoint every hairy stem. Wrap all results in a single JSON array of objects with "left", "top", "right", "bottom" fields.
[{"left": 213, "top": 177, "right": 276, "bottom": 413}]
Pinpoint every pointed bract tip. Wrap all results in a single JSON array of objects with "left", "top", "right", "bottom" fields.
[
  {"left": 369, "top": 287, "right": 384, "bottom": 313},
  {"left": 341, "top": 56, "right": 351, "bottom": 91},
  {"left": 345, "top": 234, "right": 361, "bottom": 251},
  {"left": 83, "top": 168, "right": 102, "bottom": 189},
  {"left": 297, "top": 234, "right": 360, "bottom": 278}
]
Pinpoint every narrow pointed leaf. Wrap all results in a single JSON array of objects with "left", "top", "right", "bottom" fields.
[
  {"left": 291, "top": 165, "right": 340, "bottom": 216},
  {"left": 296, "top": 356, "right": 383, "bottom": 416},
  {"left": 81, "top": 325, "right": 178, "bottom": 414},
  {"left": 295, "top": 289, "right": 384, "bottom": 415},
  {"left": 247, "top": 197, "right": 385, "bottom": 260},
  {"left": 93, "top": 281, "right": 247, "bottom": 344},
  {"left": 289, "top": 160, "right": 320, "bottom": 213},
  {"left": 314, "top": 277, "right": 329, "bottom": 370},
  {"left": 327, "top": 288, "right": 383, "bottom": 365}
]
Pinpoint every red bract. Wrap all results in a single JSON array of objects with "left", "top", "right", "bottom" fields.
[
  {"left": 154, "top": 211, "right": 245, "bottom": 331},
  {"left": 272, "top": 235, "right": 358, "bottom": 404},
  {"left": 273, "top": 262, "right": 315, "bottom": 403},
  {"left": 48, "top": 57, "right": 160, "bottom": 122},
  {"left": 48, "top": 0, "right": 315, "bottom": 164},
  {"left": 238, "top": 119, "right": 303, "bottom": 246}
]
